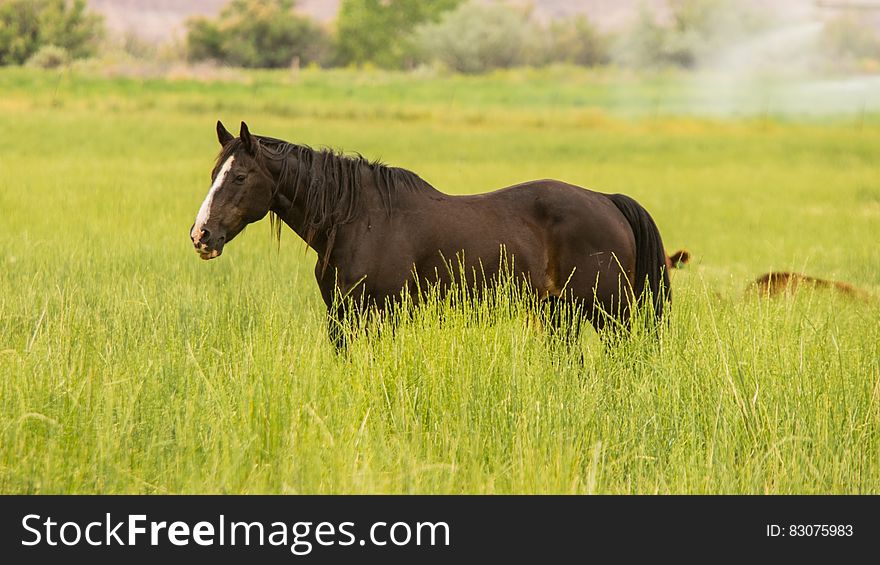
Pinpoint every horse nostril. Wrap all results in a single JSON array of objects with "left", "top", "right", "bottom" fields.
[{"left": 200, "top": 228, "right": 211, "bottom": 243}]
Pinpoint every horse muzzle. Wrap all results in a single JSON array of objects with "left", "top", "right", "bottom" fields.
[
  {"left": 196, "top": 246, "right": 222, "bottom": 260},
  {"left": 190, "top": 224, "right": 225, "bottom": 260}
]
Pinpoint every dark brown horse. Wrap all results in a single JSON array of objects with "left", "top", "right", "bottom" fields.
[{"left": 190, "top": 121, "right": 672, "bottom": 349}]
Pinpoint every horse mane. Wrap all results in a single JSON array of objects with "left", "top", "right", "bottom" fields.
[{"left": 215, "top": 135, "right": 433, "bottom": 273}]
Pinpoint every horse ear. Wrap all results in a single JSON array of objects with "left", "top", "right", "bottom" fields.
[
  {"left": 667, "top": 249, "right": 691, "bottom": 269},
  {"left": 216, "top": 120, "right": 234, "bottom": 146},
  {"left": 240, "top": 121, "right": 256, "bottom": 154}
]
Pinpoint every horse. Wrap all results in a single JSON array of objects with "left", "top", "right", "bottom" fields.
[
  {"left": 190, "top": 121, "right": 673, "bottom": 350},
  {"left": 751, "top": 271, "right": 869, "bottom": 299}
]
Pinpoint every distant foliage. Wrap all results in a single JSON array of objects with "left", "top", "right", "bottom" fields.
[
  {"left": 186, "top": 0, "right": 332, "bottom": 68},
  {"left": 118, "top": 31, "right": 159, "bottom": 61},
  {"left": 614, "top": 8, "right": 668, "bottom": 70},
  {"left": 335, "top": 0, "right": 463, "bottom": 68},
  {"left": 615, "top": 0, "right": 767, "bottom": 69},
  {"left": 821, "top": 14, "right": 880, "bottom": 70},
  {"left": 412, "top": 2, "right": 539, "bottom": 73},
  {"left": 538, "top": 16, "right": 609, "bottom": 68},
  {"left": 413, "top": 2, "right": 608, "bottom": 73},
  {"left": 26, "top": 44, "right": 70, "bottom": 69},
  {"left": 0, "top": 0, "right": 103, "bottom": 66}
]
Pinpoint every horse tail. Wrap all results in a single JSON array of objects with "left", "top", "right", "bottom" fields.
[{"left": 607, "top": 193, "right": 671, "bottom": 322}]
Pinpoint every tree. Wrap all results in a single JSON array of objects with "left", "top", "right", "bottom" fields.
[
  {"left": 186, "top": 0, "right": 331, "bottom": 68},
  {"left": 335, "top": 0, "right": 463, "bottom": 68},
  {"left": 37, "top": 0, "right": 103, "bottom": 57},
  {"left": 0, "top": 0, "right": 103, "bottom": 65}
]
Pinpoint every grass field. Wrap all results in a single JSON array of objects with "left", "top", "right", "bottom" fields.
[{"left": 1, "top": 67, "right": 878, "bottom": 493}]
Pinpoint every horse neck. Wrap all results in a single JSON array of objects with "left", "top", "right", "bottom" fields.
[
  {"left": 267, "top": 149, "right": 383, "bottom": 256},
  {"left": 269, "top": 147, "right": 440, "bottom": 254},
  {"left": 266, "top": 152, "right": 321, "bottom": 255}
]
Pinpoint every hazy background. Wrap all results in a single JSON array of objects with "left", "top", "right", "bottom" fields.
[
  {"left": 75, "top": 0, "right": 880, "bottom": 117},
  {"left": 3, "top": 1, "right": 880, "bottom": 116}
]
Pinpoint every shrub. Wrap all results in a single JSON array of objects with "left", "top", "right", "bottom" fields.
[
  {"left": 0, "top": 0, "right": 103, "bottom": 65},
  {"left": 25, "top": 44, "right": 70, "bottom": 68},
  {"left": 186, "top": 0, "right": 332, "bottom": 68},
  {"left": 539, "top": 16, "right": 610, "bottom": 67},
  {"left": 413, "top": 2, "right": 539, "bottom": 74},
  {"left": 614, "top": 0, "right": 768, "bottom": 69}
]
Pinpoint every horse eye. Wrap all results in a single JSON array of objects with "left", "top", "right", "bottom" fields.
[{"left": 235, "top": 174, "right": 247, "bottom": 182}]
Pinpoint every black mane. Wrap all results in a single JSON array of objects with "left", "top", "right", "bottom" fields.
[{"left": 215, "top": 135, "right": 434, "bottom": 267}]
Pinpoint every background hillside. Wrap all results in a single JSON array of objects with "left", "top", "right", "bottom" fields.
[{"left": 88, "top": 1, "right": 876, "bottom": 43}]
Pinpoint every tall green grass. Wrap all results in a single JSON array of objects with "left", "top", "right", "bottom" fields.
[{"left": 0, "top": 67, "right": 878, "bottom": 493}]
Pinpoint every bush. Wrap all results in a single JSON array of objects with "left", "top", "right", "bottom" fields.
[
  {"left": 119, "top": 31, "right": 159, "bottom": 60},
  {"left": 539, "top": 16, "right": 609, "bottom": 68},
  {"left": 186, "top": 0, "right": 332, "bottom": 68},
  {"left": 26, "top": 44, "right": 70, "bottom": 68},
  {"left": 335, "top": 0, "right": 463, "bottom": 68},
  {"left": 413, "top": 2, "right": 539, "bottom": 74},
  {"left": 614, "top": 0, "right": 767, "bottom": 69},
  {"left": 0, "top": 0, "right": 103, "bottom": 65}
]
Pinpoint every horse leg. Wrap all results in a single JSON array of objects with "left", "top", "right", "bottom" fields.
[
  {"left": 589, "top": 279, "right": 660, "bottom": 352},
  {"left": 328, "top": 296, "right": 397, "bottom": 353},
  {"left": 542, "top": 295, "right": 586, "bottom": 353},
  {"left": 326, "top": 304, "right": 353, "bottom": 354},
  {"left": 371, "top": 297, "right": 399, "bottom": 343}
]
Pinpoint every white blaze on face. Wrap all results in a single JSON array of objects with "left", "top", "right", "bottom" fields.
[{"left": 192, "top": 155, "right": 235, "bottom": 243}]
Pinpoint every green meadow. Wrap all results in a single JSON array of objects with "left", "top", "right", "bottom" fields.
[{"left": 1, "top": 67, "right": 878, "bottom": 493}]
